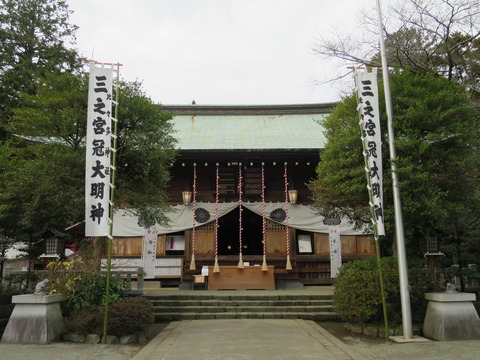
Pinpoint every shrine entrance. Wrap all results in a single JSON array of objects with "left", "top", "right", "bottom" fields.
[{"left": 218, "top": 207, "right": 263, "bottom": 255}]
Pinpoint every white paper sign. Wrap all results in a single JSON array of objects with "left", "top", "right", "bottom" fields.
[
  {"left": 329, "top": 225, "right": 342, "bottom": 278},
  {"left": 298, "top": 235, "right": 313, "bottom": 253},
  {"left": 142, "top": 229, "right": 157, "bottom": 279},
  {"left": 85, "top": 65, "right": 113, "bottom": 236}
]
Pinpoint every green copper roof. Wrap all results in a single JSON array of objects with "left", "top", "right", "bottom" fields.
[{"left": 172, "top": 113, "right": 328, "bottom": 151}]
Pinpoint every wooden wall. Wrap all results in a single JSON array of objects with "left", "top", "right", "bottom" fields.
[
  {"left": 314, "top": 233, "right": 375, "bottom": 256},
  {"left": 111, "top": 235, "right": 166, "bottom": 257},
  {"left": 110, "top": 232, "right": 374, "bottom": 257}
]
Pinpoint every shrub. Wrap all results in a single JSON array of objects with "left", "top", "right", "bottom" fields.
[
  {"left": 334, "top": 256, "right": 435, "bottom": 325},
  {"left": 334, "top": 257, "right": 401, "bottom": 324},
  {"left": 48, "top": 259, "right": 128, "bottom": 315},
  {"left": 64, "top": 296, "right": 154, "bottom": 337}
]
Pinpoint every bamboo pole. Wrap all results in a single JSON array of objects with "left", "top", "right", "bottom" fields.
[{"left": 102, "top": 64, "right": 120, "bottom": 344}]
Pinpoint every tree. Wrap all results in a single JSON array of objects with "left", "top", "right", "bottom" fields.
[
  {"left": 314, "top": 0, "right": 480, "bottom": 98},
  {"left": 0, "top": 0, "right": 80, "bottom": 139},
  {"left": 0, "top": 71, "right": 177, "bottom": 240},
  {"left": 309, "top": 70, "right": 480, "bottom": 261}
]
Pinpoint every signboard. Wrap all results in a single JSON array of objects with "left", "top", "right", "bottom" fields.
[
  {"left": 85, "top": 65, "right": 113, "bottom": 236},
  {"left": 355, "top": 69, "right": 385, "bottom": 236},
  {"left": 166, "top": 235, "right": 185, "bottom": 251},
  {"left": 329, "top": 225, "right": 342, "bottom": 278},
  {"left": 142, "top": 229, "right": 157, "bottom": 279},
  {"left": 297, "top": 235, "right": 313, "bottom": 253}
]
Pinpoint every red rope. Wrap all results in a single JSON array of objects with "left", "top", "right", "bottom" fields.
[
  {"left": 284, "top": 164, "right": 290, "bottom": 257},
  {"left": 215, "top": 164, "right": 219, "bottom": 257},
  {"left": 262, "top": 164, "right": 266, "bottom": 256},
  {"left": 238, "top": 164, "right": 243, "bottom": 256},
  {"left": 191, "top": 164, "right": 197, "bottom": 256}
]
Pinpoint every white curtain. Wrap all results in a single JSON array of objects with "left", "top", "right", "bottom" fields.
[{"left": 112, "top": 202, "right": 367, "bottom": 237}]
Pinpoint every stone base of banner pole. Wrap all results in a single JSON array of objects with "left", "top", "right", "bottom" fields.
[{"left": 1, "top": 294, "right": 64, "bottom": 344}]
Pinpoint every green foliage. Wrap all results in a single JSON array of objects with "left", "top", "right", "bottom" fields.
[
  {"left": 48, "top": 260, "right": 127, "bottom": 315},
  {"left": 334, "top": 257, "right": 435, "bottom": 325},
  {"left": 334, "top": 257, "right": 401, "bottom": 324},
  {"left": 115, "top": 80, "right": 178, "bottom": 226},
  {"left": 64, "top": 297, "right": 154, "bottom": 337},
  {"left": 0, "top": 0, "right": 81, "bottom": 137},
  {"left": 0, "top": 72, "right": 177, "bottom": 239},
  {"left": 309, "top": 70, "right": 480, "bottom": 261},
  {"left": 308, "top": 96, "right": 370, "bottom": 227}
]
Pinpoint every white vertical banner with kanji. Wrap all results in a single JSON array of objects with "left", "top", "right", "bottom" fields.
[
  {"left": 329, "top": 225, "right": 342, "bottom": 278},
  {"left": 85, "top": 65, "right": 113, "bottom": 236},
  {"left": 355, "top": 69, "right": 385, "bottom": 236},
  {"left": 142, "top": 229, "right": 157, "bottom": 279}
]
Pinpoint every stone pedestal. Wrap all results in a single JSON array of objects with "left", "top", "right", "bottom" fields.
[
  {"left": 423, "top": 292, "right": 480, "bottom": 341},
  {"left": 1, "top": 294, "right": 64, "bottom": 344}
]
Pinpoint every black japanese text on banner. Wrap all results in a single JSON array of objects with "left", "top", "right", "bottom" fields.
[
  {"left": 355, "top": 69, "right": 385, "bottom": 236},
  {"left": 85, "top": 66, "right": 113, "bottom": 236},
  {"left": 142, "top": 229, "right": 158, "bottom": 279},
  {"left": 329, "top": 225, "right": 342, "bottom": 278}
]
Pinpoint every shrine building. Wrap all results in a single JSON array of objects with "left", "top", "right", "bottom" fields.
[{"left": 109, "top": 103, "right": 375, "bottom": 289}]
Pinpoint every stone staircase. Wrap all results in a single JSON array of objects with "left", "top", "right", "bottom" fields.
[{"left": 147, "top": 293, "right": 339, "bottom": 321}]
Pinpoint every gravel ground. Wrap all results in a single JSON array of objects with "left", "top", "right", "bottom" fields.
[
  {"left": 320, "top": 321, "right": 480, "bottom": 360},
  {"left": 0, "top": 323, "right": 168, "bottom": 360},
  {"left": 3, "top": 321, "right": 480, "bottom": 360}
]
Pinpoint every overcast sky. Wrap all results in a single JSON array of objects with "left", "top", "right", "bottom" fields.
[{"left": 66, "top": 0, "right": 387, "bottom": 105}]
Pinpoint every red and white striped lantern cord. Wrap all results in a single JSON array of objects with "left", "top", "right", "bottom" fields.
[
  {"left": 284, "top": 163, "right": 292, "bottom": 270},
  {"left": 238, "top": 163, "right": 244, "bottom": 268},
  {"left": 261, "top": 163, "right": 268, "bottom": 271},
  {"left": 189, "top": 164, "right": 197, "bottom": 270},
  {"left": 213, "top": 164, "right": 220, "bottom": 273}
]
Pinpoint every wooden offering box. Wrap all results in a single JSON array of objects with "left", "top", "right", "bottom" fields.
[{"left": 207, "top": 266, "right": 275, "bottom": 290}]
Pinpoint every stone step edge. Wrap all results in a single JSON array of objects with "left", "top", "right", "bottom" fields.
[
  {"left": 145, "top": 295, "right": 334, "bottom": 301},
  {"left": 149, "top": 300, "right": 333, "bottom": 304},
  {"left": 154, "top": 312, "right": 339, "bottom": 320},
  {"left": 153, "top": 306, "right": 335, "bottom": 313}
]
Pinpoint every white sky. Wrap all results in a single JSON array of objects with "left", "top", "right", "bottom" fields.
[{"left": 66, "top": 0, "right": 386, "bottom": 105}]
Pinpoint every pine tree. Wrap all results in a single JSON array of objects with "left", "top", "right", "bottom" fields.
[{"left": 0, "top": 0, "right": 80, "bottom": 139}]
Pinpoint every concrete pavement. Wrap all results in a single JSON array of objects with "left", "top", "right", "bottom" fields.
[{"left": 132, "top": 319, "right": 368, "bottom": 360}]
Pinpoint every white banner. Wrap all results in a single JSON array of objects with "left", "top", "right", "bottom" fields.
[
  {"left": 85, "top": 66, "right": 113, "bottom": 236},
  {"left": 329, "top": 225, "right": 342, "bottom": 278},
  {"left": 142, "top": 229, "right": 158, "bottom": 279},
  {"left": 355, "top": 69, "right": 385, "bottom": 236}
]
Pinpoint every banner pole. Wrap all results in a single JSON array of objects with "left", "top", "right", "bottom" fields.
[
  {"left": 103, "top": 64, "right": 120, "bottom": 344},
  {"left": 355, "top": 68, "right": 389, "bottom": 342},
  {"left": 376, "top": 0, "right": 412, "bottom": 339}
]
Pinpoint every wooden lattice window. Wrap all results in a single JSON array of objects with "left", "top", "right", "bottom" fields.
[
  {"left": 244, "top": 166, "right": 262, "bottom": 195},
  {"left": 218, "top": 166, "right": 236, "bottom": 196},
  {"left": 197, "top": 221, "right": 215, "bottom": 231},
  {"left": 266, "top": 219, "right": 286, "bottom": 230}
]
